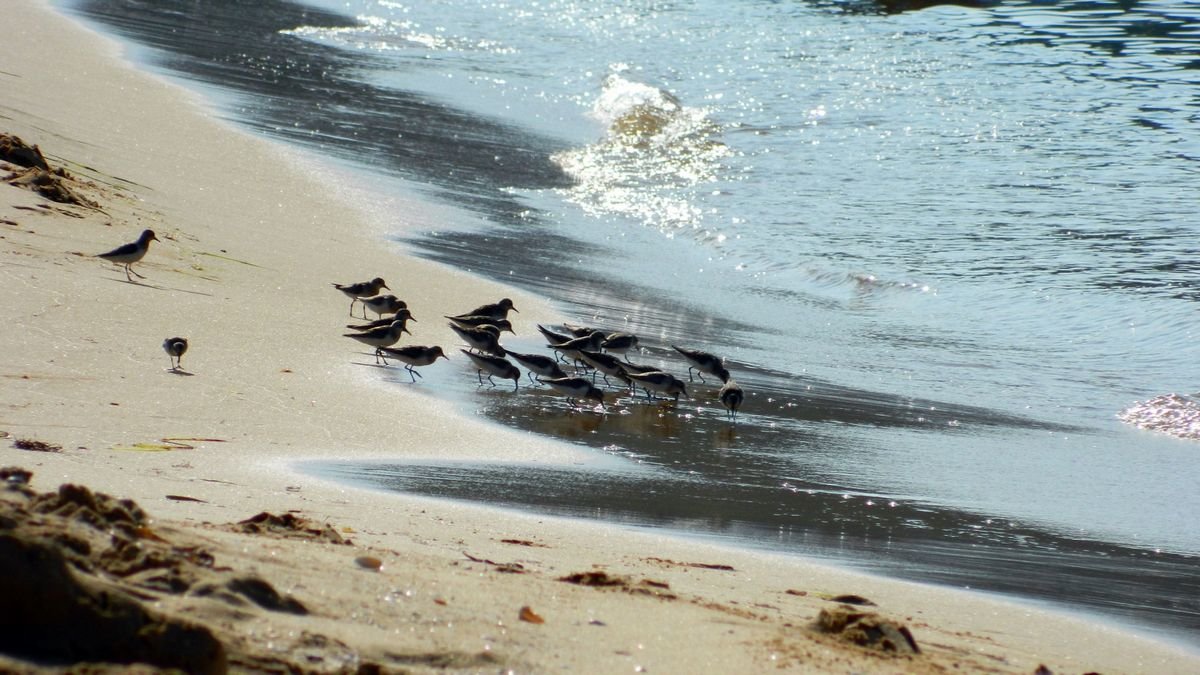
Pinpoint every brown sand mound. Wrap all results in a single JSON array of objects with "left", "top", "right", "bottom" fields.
[
  {"left": 0, "top": 468, "right": 226, "bottom": 673},
  {"left": 0, "top": 133, "right": 50, "bottom": 170},
  {"left": 815, "top": 604, "right": 921, "bottom": 655},
  {"left": 2, "top": 131, "right": 97, "bottom": 206}
]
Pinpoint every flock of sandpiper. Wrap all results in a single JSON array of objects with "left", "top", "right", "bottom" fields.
[
  {"left": 333, "top": 276, "right": 745, "bottom": 419},
  {"left": 92, "top": 228, "right": 744, "bottom": 419}
]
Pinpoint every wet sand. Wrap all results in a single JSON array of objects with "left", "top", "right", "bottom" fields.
[{"left": 1, "top": 1, "right": 1198, "bottom": 672}]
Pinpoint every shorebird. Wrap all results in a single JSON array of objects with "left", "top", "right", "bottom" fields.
[
  {"left": 563, "top": 323, "right": 608, "bottom": 339},
  {"left": 446, "top": 315, "right": 514, "bottom": 334},
  {"left": 718, "top": 379, "right": 744, "bottom": 421},
  {"left": 378, "top": 345, "right": 447, "bottom": 382},
  {"left": 343, "top": 320, "right": 410, "bottom": 364},
  {"left": 449, "top": 322, "right": 505, "bottom": 356},
  {"left": 506, "top": 350, "right": 567, "bottom": 384},
  {"left": 672, "top": 346, "right": 730, "bottom": 383},
  {"left": 97, "top": 229, "right": 158, "bottom": 282},
  {"left": 162, "top": 336, "right": 188, "bottom": 371},
  {"left": 626, "top": 370, "right": 689, "bottom": 402},
  {"left": 360, "top": 294, "right": 407, "bottom": 318},
  {"left": 601, "top": 332, "right": 640, "bottom": 361},
  {"left": 536, "top": 325, "right": 574, "bottom": 359},
  {"left": 461, "top": 349, "right": 520, "bottom": 390},
  {"left": 579, "top": 350, "right": 631, "bottom": 388},
  {"left": 332, "top": 277, "right": 389, "bottom": 317},
  {"left": 548, "top": 331, "right": 605, "bottom": 368},
  {"left": 346, "top": 308, "right": 414, "bottom": 332},
  {"left": 452, "top": 298, "right": 517, "bottom": 321},
  {"left": 617, "top": 361, "right": 663, "bottom": 395},
  {"left": 543, "top": 376, "right": 605, "bottom": 409}
]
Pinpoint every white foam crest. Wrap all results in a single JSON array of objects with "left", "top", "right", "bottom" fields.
[
  {"left": 553, "top": 73, "right": 731, "bottom": 232},
  {"left": 1119, "top": 393, "right": 1200, "bottom": 441},
  {"left": 280, "top": 16, "right": 515, "bottom": 54}
]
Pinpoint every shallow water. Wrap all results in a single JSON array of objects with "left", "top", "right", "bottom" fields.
[{"left": 64, "top": 0, "right": 1200, "bottom": 643}]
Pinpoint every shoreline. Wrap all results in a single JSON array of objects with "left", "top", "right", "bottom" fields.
[{"left": 2, "top": 1, "right": 1198, "bottom": 672}]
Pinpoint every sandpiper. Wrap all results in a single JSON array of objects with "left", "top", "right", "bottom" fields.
[
  {"left": 449, "top": 322, "right": 505, "bottom": 356},
  {"left": 626, "top": 370, "right": 689, "bottom": 402},
  {"left": 506, "top": 350, "right": 567, "bottom": 384},
  {"left": 617, "top": 361, "right": 663, "bottom": 395},
  {"left": 544, "top": 376, "right": 605, "bottom": 409},
  {"left": 562, "top": 323, "right": 608, "bottom": 339},
  {"left": 601, "top": 332, "right": 640, "bottom": 361},
  {"left": 378, "top": 345, "right": 447, "bottom": 382},
  {"left": 98, "top": 229, "right": 158, "bottom": 282},
  {"left": 452, "top": 298, "right": 517, "bottom": 321},
  {"left": 718, "top": 379, "right": 744, "bottom": 421},
  {"left": 579, "top": 350, "right": 631, "bottom": 388},
  {"left": 162, "top": 336, "right": 188, "bottom": 371},
  {"left": 332, "top": 277, "right": 389, "bottom": 317},
  {"left": 536, "top": 325, "right": 574, "bottom": 358},
  {"left": 446, "top": 315, "right": 515, "bottom": 334},
  {"left": 548, "top": 331, "right": 605, "bottom": 367},
  {"left": 461, "top": 349, "right": 520, "bottom": 390},
  {"left": 672, "top": 346, "right": 730, "bottom": 383},
  {"left": 344, "top": 320, "right": 410, "bottom": 364},
  {"left": 346, "top": 308, "right": 414, "bottom": 332},
  {"left": 360, "top": 294, "right": 407, "bottom": 318}
]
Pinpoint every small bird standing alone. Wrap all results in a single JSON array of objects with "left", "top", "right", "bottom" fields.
[
  {"left": 98, "top": 229, "right": 158, "bottom": 282},
  {"left": 162, "top": 337, "right": 188, "bottom": 372}
]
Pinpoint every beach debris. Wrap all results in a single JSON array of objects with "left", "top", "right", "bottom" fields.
[
  {"left": 165, "top": 494, "right": 208, "bottom": 503},
  {"left": 559, "top": 570, "right": 627, "bottom": 587},
  {"left": 558, "top": 571, "right": 677, "bottom": 599},
  {"left": 500, "top": 538, "right": 548, "bottom": 548},
  {"left": 823, "top": 593, "right": 876, "bottom": 607},
  {"left": 643, "top": 556, "right": 735, "bottom": 571},
  {"left": 355, "top": 555, "right": 383, "bottom": 571},
  {"left": 235, "top": 511, "right": 350, "bottom": 545},
  {"left": 518, "top": 605, "right": 545, "bottom": 624},
  {"left": 113, "top": 437, "right": 226, "bottom": 452},
  {"left": 462, "top": 550, "right": 526, "bottom": 574},
  {"left": 1, "top": 466, "right": 33, "bottom": 488},
  {"left": 814, "top": 605, "right": 920, "bottom": 655},
  {"left": 12, "top": 437, "right": 62, "bottom": 453}
]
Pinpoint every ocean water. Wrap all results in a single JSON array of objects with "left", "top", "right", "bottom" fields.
[{"left": 64, "top": 0, "right": 1200, "bottom": 642}]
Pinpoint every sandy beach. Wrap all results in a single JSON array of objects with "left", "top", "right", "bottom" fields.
[{"left": 1, "top": 2, "right": 1197, "bottom": 672}]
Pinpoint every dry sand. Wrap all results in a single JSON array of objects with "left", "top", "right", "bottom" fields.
[{"left": 1, "top": 2, "right": 1197, "bottom": 672}]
